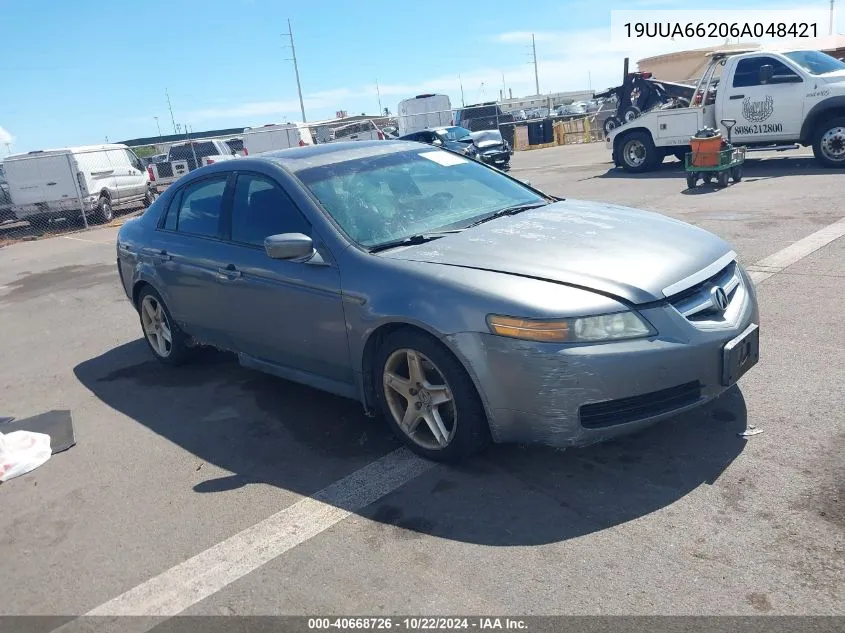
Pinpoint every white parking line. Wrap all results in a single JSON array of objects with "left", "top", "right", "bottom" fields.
[
  {"left": 52, "top": 448, "right": 432, "bottom": 631},
  {"left": 62, "top": 235, "right": 114, "bottom": 245},
  {"left": 747, "top": 215, "right": 845, "bottom": 284}
]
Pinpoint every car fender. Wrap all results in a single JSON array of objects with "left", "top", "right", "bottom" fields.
[{"left": 800, "top": 95, "right": 845, "bottom": 143}]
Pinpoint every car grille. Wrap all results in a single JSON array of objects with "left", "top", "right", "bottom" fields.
[
  {"left": 579, "top": 381, "right": 702, "bottom": 429},
  {"left": 668, "top": 260, "right": 742, "bottom": 324}
]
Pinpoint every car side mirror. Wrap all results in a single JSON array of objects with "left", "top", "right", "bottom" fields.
[
  {"left": 758, "top": 64, "right": 774, "bottom": 84},
  {"left": 264, "top": 233, "right": 314, "bottom": 260},
  {"left": 432, "top": 138, "right": 443, "bottom": 146}
]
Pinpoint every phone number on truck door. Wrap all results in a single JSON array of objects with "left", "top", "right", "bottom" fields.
[{"left": 734, "top": 123, "right": 783, "bottom": 135}]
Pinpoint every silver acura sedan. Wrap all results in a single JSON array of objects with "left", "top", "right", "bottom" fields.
[{"left": 116, "top": 140, "right": 760, "bottom": 462}]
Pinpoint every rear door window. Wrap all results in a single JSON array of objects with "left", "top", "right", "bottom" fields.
[{"left": 172, "top": 175, "right": 228, "bottom": 238}]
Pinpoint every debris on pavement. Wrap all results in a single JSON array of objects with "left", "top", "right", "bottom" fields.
[
  {"left": 1, "top": 410, "right": 75, "bottom": 453},
  {"left": 739, "top": 425, "right": 764, "bottom": 438},
  {"left": 0, "top": 430, "right": 52, "bottom": 482}
]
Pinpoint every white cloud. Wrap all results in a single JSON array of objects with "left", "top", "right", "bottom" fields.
[{"left": 0, "top": 125, "right": 14, "bottom": 145}]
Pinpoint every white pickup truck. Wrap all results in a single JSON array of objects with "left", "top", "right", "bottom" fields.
[
  {"left": 608, "top": 48, "right": 845, "bottom": 172},
  {"left": 147, "top": 139, "right": 238, "bottom": 193}
]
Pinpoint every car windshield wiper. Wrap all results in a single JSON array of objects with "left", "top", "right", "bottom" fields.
[
  {"left": 368, "top": 230, "right": 463, "bottom": 253},
  {"left": 465, "top": 202, "right": 549, "bottom": 228}
]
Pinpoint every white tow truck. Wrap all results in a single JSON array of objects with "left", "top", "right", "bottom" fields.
[{"left": 607, "top": 48, "right": 845, "bottom": 172}]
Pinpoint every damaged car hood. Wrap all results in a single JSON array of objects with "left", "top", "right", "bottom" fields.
[
  {"left": 470, "top": 130, "right": 506, "bottom": 149},
  {"left": 380, "top": 199, "right": 733, "bottom": 304}
]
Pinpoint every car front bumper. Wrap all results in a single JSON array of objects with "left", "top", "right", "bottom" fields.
[
  {"left": 478, "top": 150, "right": 510, "bottom": 166},
  {"left": 445, "top": 274, "right": 759, "bottom": 448}
]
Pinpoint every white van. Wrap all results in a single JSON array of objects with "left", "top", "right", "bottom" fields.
[
  {"left": 397, "top": 94, "right": 453, "bottom": 136},
  {"left": 4, "top": 144, "right": 152, "bottom": 224},
  {"left": 241, "top": 123, "right": 314, "bottom": 155}
]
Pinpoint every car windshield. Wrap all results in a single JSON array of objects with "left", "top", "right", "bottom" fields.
[
  {"left": 436, "top": 127, "right": 472, "bottom": 142},
  {"left": 783, "top": 50, "right": 845, "bottom": 75},
  {"left": 295, "top": 148, "right": 546, "bottom": 248}
]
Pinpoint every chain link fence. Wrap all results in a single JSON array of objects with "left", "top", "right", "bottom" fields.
[
  {"left": 0, "top": 145, "right": 154, "bottom": 247},
  {"left": 0, "top": 98, "right": 614, "bottom": 248}
]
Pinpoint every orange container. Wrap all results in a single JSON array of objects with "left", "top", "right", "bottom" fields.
[{"left": 690, "top": 134, "right": 722, "bottom": 167}]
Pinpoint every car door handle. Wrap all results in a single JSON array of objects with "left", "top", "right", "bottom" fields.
[
  {"left": 216, "top": 264, "right": 241, "bottom": 280},
  {"left": 729, "top": 94, "right": 745, "bottom": 100}
]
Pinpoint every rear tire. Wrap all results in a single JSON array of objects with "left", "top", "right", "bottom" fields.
[
  {"left": 731, "top": 165, "right": 743, "bottom": 182},
  {"left": 617, "top": 131, "right": 659, "bottom": 173},
  {"left": 686, "top": 173, "right": 697, "bottom": 189},
  {"left": 95, "top": 195, "right": 113, "bottom": 223},
  {"left": 716, "top": 170, "right": 730, "bottom": 188},
  {"left": 812, "top": 116, "right": 845, "bottom": 168},
  {"left": 374, "top": 328, "right": 490, "bottom": 463},
  {"left": 136, "top": 286, "right": 193, "bottom": 366}
]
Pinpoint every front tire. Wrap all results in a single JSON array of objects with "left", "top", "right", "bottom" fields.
[
  {"left": 812, "top": 117, "right": 845, "bottom": 168},
  {"left": 617, "top": 131, "right": 659, "bottom": 173},
  {"left": 137, "top": 286, "right": 192, "bottom": 366},
  {"left": 374, "top": 329, "right": 490, "bottom": 462}
]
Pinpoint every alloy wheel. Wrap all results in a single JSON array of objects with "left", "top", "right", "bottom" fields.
[
  {"left": 382, "top": 348, "right": 456, "bottom": 450},
  {"left": 140, "top": 295, "right": 172, "bottom": 358}
]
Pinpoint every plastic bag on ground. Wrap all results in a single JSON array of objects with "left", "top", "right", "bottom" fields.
[{"left": 0, "top": 430, "right": 52, "bottom": 482}]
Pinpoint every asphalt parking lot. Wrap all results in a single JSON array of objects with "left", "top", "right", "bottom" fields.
[{"left": 0, "top": 143, "right": 842, "bottom": 623}]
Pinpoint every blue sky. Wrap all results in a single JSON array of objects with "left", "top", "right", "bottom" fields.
[{"left": 0, "top": 0, "right": 841, "bottom": 152}]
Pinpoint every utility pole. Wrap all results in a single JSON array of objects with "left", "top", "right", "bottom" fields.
[
  {"left": 285, "top": 18, "right": 307, "bottom": 122},
  {"left": 531, "top": 33, "right": 540, "bottom": 95},
  {"left": 376, "top": 79, "right": 383, "bottom": 117},
  {"left": 153, "top": 116, "right": 162, "bottom": 143},
  {"left": 459, "top": 75, "right": 465, "bottom": 107},
  {"left": 831, "top": 0, "right": 835, "bottom": 35},
  {"left": 166, "top": 89, "right": 177, "bottom": 134}
]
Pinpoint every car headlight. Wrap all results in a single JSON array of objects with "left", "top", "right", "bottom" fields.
[{"left": 487, "top": 311, "right": 655, "bottom": 343}]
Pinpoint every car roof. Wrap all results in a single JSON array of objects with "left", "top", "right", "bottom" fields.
[{"left": 259, "top": 140, "right": 425, "bottom": 172}]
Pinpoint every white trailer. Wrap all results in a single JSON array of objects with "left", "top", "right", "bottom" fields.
[
  {"left": 397, "top": 94, "right": 453, "bottom": 136},
  {"left": 242, "top": 123, "right": 314, "bottom": 155}
]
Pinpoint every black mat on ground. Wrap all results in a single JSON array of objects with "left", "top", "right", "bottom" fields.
[{"left": 0, "top": 410, "right": 75, "bottom": 453}]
